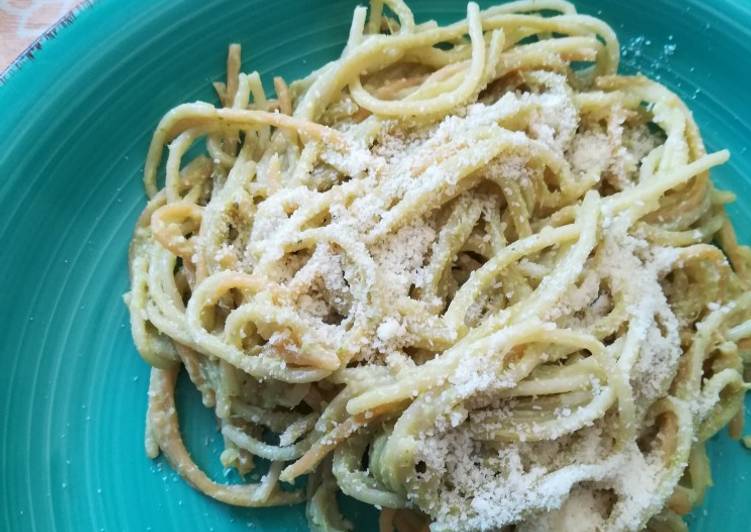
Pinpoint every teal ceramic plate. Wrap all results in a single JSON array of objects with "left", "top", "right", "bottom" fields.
[{"left": 1, "top": 1, "right": 750, "bottom": 530}]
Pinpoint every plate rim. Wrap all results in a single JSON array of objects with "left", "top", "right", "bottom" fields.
[{"left": 0, "top": 0, "right": 96, "bottom": 86}]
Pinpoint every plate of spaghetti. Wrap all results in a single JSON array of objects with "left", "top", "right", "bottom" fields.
[{"left": 2, "top": 1, "right": 751, "bottom": 531}]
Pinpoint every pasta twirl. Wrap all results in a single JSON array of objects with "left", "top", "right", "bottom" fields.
[{"left": 125, "top": 1, "right": 751, "bottom": 530}]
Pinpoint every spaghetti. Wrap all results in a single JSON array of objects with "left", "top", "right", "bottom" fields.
[{"left": 125, "top": 1, "right": 751, "bottom": 530}]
